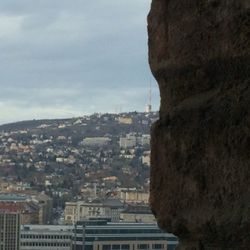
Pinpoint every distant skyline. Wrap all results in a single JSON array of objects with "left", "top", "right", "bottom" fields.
[{"left": 0, "top": 0, "right": 159, "bottom": 125}]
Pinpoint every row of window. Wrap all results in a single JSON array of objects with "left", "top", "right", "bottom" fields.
[
  {"left": 138, "top": 244, "right": 164, "bottom": 249},
  {"left": 21, "top": 234, "right": 71, "bottom": 239},
  {"left": 74, "top": 236, "right": 169, "bottom": 242},
  {"left": 21, "top": 242, "right": 71, "bottom": 247},
  {"left": 103, "top": 244, "right": 129, "bottom": 250},
  {"left": 98, "top": 244, "right": 165, "bottom": 250},
  {"left": 74, "top": 229, "right": 163, "bottom": 234}
]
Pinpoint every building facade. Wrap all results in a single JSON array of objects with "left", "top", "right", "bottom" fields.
[
  {"left": 120, "top": 204, "right": 156, "bottom": 223},
  {"left": 32, "top": 193, "right": 53, "bottom": 224},
  {"left": 81, "top": 137, "right": 111, "bottom": 146},
  {"left": 20, "top": 225, "right": 72, "bottom": 250},
  {"left": 19, "top": 221, "right": 178, "bottom": 250},
  {"left": 64, "top": 199, "right": 124, "bottom": 224},
  {"left": 72, "top": 220, "right": 178, "bottom": 250},
  {"left": 0, "top": 193, "right": 52, "bottom": 225},
  {"left": 119, "top": 134, "right": 137, "bottom": 149},
  {"left": 118, "top": 190, "right": 149, "bottom": 204},
  {"left": 0, "top": 212, "right": 20, "bottom": 250}
]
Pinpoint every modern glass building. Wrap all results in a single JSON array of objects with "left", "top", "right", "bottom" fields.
[
  {"left": 72, "top": 220, "right": 178, "bottom": 250},
  {"left": 19, "top": 220, "right": 178, "bottom": 250}
]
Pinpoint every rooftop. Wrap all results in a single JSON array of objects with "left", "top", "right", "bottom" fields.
[{"left": 0, "top": 193, "right": 30, "bottom": 201}]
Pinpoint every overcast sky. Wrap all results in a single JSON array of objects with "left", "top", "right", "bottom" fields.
[{"left": 0, "top": 0, "right": 159, "bottom": 125}]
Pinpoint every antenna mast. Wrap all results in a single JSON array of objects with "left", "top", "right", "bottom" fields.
[
  {"left": 149, "top": 78, "right": 152, "bottom": 108},
  {"left": 146, "top": 78, "right": 152, "bottom": 113}
]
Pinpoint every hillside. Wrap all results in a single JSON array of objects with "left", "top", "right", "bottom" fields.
[{"left": 0, "top": 112, "right": 158, "bottom": 207}]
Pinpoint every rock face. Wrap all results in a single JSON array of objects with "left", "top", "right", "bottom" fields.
[{"left": 148, "top": 0, "right": 250, "bottom": 249}]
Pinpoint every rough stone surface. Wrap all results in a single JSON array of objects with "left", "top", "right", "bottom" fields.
[{"left": 148, "top": 0, "right": 250, "bottom": 249}]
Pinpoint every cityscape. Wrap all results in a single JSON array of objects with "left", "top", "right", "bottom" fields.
[
  {"left": 0, "top": 0, "right": 247, "bottom": 248},
  {"left": 0, "top": 111, "right": 178, "bottom": 250}
]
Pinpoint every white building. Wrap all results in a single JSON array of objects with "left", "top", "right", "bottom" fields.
[
  {"left": 20, "top": 225, "right": 73, "bottom": 250},
  {"left": 141, "top": 151, "right": 151, "bottom": 166},
  {"left": 118, "top": 117, "right": 133, "bottom": 124},
  {"left": 118, "top": 189, "right": 149, "bottom": 204},
  {"left": 82, "top": 137, "right": 111, "bottom": 146},
  {"left": 119, "top": 134, "right": 137, "bottom": 149},
  {"left": 120, "top": 134, "right": 150, "bottom": 149},
  {"left": 64, "top": 199, "right": 124, "bottom": 224}
]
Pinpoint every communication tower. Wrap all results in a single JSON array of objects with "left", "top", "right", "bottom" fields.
[{"left": 145, "top": 79, "right": 152, "bottom": 113}]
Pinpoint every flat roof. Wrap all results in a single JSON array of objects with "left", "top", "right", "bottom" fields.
[
  {"left": 21, "top": 224, "right": 74, "bottom": 232},
  {"left": 0, "top": 193, "right": 30, "bottom": 201}
]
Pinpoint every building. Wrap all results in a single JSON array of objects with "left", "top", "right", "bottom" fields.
[
  {"left": 118, "top": 117, "right": 133, "bottom": 125},
  {"left": 119, "top": 134, "right": 150, "bottom": 149},
  {"left": 19, "top": 221, "right": 178, "bottom": 250},
  {"left": 31, "top": 193, "right": 53, "bottom": 225},
  {"left": 139, "top": 135, "right": 150, "bottom": 146},
  {"left": 0, "top": 212, "right": 21, "bottom": 250},
  {"left": 118, "top": 189, "right": 149, "bottom": 204},
  {"left": 72, "top": 220, "right": 178, "bottom": 250},
  {"left": 64, "top": 199, "right": 124, "bottom": 224},
  {"left": 0, "top": 193, "right": 52, "bottom": 225},
  {"left": 65, "top": 201, "right": 105, "bottom": 224},
  {"left": 120, "top": 204, "right": 156, "bottom": 223},
  {"left": 0, "top": 195, "right": 36, "bottom": 224},
  {"left": 20, "top": 225, "right": 73, "bottom": 250},
  {"left": 81, "top": 137, "right": 111, "bottom": 147},
  {"left": 0, "top": 180, "right": 31, "bottom": 192},
  {"left": 102, "top": 199, "right": 124, "bottom": 222},
  {"left": 141, "top": 151, "right": 150, "bottom": 167},
  {"left": 119, "top": 134, "right": 137, "bottom": 149}
]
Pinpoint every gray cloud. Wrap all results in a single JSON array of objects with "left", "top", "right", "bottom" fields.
[{"left": 0, "top": 0, "right": 159, "bottom": 125}]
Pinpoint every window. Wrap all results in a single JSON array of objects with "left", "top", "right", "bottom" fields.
[
  {"left": 153, "top": 244, "right": 163, "bottom": 249},
  {"left": 103, "top": 245, "right": 111, "bottom": 250},
  {"left": 121, "top": 245, "right": 130, "bottom": 250},
  {"left": 138, "top": 244, "right": 149, "bottom": 250}
]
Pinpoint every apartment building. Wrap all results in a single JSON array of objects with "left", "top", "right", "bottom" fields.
[{"left": 0, "top": 212, "right": 20, "bottom": 250}]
